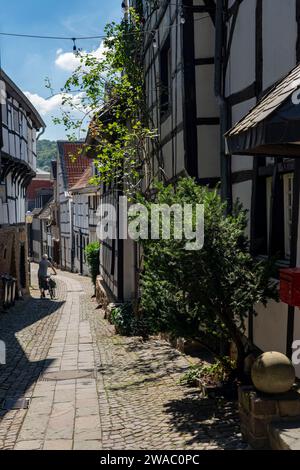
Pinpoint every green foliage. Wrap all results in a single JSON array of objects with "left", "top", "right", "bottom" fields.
[
  {"left": 111, "top": 303, "right": 134, "bottom": 336},
  {"left": 137, "top": 177, "right": 278, "bottom": 372},
  {"left": 111, "top": 303, "right": 150, "bottom": 337},
  {"left": 84, "top": 241, "right": 100, "bottom": 286},
  {"left": 36, "top": 140, "right": 57, "bottom": 171},
  {"left": 179, "top": 358, "right": 235, "bottom": 387},
  {"left": 52, "top": 6, "right": 157, "bottom": 196}
]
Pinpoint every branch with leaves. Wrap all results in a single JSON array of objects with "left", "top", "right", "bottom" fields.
[{"left": 53, "top": 4, "right": 162, "bottom": 198}]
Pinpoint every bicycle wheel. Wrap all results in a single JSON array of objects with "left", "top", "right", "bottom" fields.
[{"left": 49, "top": 287, "right": 55, "bottom": 299}]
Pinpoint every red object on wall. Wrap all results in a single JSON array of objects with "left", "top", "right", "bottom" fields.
[{"left": 279, "top": 268, "right": 300, "bottom": 307}]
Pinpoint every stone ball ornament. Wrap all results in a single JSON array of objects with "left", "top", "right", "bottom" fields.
[{"left": 251, "top": 351, "right": 295, "bottom": 394}]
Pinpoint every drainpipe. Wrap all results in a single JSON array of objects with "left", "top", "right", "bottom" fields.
[
  {"left": 68, "top": 194, "right": 75, "bottom": 272},
  {"left": 37, "top": 126, "right": 45, "bottom": 141},
  {"left": 214, "top": 0, "right": 231, "bottom": 212}
]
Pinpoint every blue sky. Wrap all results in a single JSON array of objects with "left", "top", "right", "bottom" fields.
[{"left": 0, "top": 0, "right": 122, "bottom": 140}]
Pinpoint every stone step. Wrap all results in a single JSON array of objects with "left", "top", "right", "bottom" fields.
[{"left": 269, "top": 421, "right": 300, "bottom": 450}]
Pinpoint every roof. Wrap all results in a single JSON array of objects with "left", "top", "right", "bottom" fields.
[
  {"left": 0, "top": 69, "right": 45, "bottom": 130},
  {"left": 32, "top": 208, "right": 43, "bottom": 216},
  {"left": 226, "top": 62, "right": 300, "bottom": 156},
  {"left": 57, "top": 141, "right": 90, "bottom": 190},
  {"left": 70, "top": 166, "right": 93, "bottom": 191},
  {"left": 36, "top": 168, "right": 51, "bottom": 176},
  {"left": 35, "top": 169, "right": 51, "bottom": 181},
  {"left": 26, "top": 179, "right": 53, "bottom": 200},
  {"left": 39, "top": 198, "right": 54, "bottom": 220}
]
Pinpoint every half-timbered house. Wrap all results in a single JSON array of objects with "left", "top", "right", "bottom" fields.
[
  {"left": 94, "top": 0, "right": 220, "bottom": 305},
  {"left": 56, "top": 141, "right": 88, "bottom": 271},
  {"left": 70, "top": 164, "right": 100, "bottom": 276},
  {"left": 0, "top": 69, "right": 45, "bottom": 305},
  {"left": 218, "top": 0, "right": 300, "bottom": 375}
]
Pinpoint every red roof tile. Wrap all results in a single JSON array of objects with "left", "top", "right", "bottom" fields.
[
  {"left": 58, "top": 142, "right": 89, "bottom": 189},
  {"left": 70, "top": 166, "right": 93, "bottom": 191},
  {"left": 26, "top": 179, "right": 53, "bottom": 200}
]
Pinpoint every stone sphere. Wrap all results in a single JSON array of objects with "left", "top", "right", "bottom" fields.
[{"left": 251, "top": 352, "right": 295, "bottom": 394}]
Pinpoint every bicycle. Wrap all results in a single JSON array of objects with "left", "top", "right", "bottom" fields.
[{"left": 45, "top": 275, "right": 57, "bottom": 299}]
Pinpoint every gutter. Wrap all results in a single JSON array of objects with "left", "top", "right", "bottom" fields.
[{"left": 214, "top": 0, "right": 232, "bottom": 211}]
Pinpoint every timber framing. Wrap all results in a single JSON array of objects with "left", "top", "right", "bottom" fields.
[
  {"left": 182, "top": 0, "right": 198, "bottom": 177},
  {"left": 222, "top": 0, "right": 300, "bottom": 354}
]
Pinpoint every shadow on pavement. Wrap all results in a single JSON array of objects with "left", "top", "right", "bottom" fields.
[
  {"left": 163, "top": 392, "right": 245, "bottom": 449},
  {"left": 0, "top": 295, "right": 65, "bottom": 417}
]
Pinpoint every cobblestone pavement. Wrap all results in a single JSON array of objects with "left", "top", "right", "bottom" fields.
[{"left": 0, "top": 265, "right": 246, "bottom": 450}]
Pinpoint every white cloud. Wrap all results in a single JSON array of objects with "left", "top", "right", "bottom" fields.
[
  {"left": 23, "top": 91, "right": 88, "bottom": 117},
  {"left": 55, "top": 42, "right": 106, "bottom": 72},
  {"left": 23, "top": 92, "right": 64, "bottom": 116}
]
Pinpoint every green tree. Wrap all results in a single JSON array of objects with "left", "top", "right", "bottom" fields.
[
  {"left": 36, "top": 140, "right": 57, "bottom": 171},
  {"left": 138, "top": 178, "right": 278, "bottom": 377},
  {"left": 52, "top": 3, "right": 158, "bottom": 197},
  {"left": 85, "top": 242, "right": 100, "bottom": 288}
]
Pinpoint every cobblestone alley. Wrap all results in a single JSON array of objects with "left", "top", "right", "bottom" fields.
[{"left": 0, "top": 265, "right": 245, "bottom": 450}]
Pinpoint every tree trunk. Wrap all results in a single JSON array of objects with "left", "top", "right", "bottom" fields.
[{"left": 219, "top": 308, "right": 246, "bottom": 380}]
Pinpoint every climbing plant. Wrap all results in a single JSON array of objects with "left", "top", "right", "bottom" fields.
[
  {"left": 137, "top": 177, "right": 279, "bottom": 377},
  {"left": 53, "top": 2, "right": 159, "bottom": 197}
]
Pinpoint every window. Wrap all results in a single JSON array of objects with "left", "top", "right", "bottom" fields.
[
  {"left": 159, "top": 35, "right": 171, "bottom": 118},
  {"left": 13, "top": 109, "right": 19, "bottom": 133},
  {"left": 264, "top": 171, "right": 294, "bottom": 261},
  {"left": 7, "top": 103, "right": 12, "bottom": 130}
]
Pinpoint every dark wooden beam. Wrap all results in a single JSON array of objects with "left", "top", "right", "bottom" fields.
[
  {"left": 268, "top": 161, "right": 285, "bottom": 259},
  {"left": 250, "top": 157, "right": 267, "bottom": 256},
  {"left": 202, "top": 0, "right": 216, "bottom": 24},
  {"left": 255, "top": 0, "right": 263, "bottom": 96},
  {"left": 227, "top": 82, "right": 257, "bottom": 106},
  {"left": 182, "top": 0, "right": 198, "bottom": 178},
  {"left": 224, "top": 0, "right": 241, "bottom": 75},
  {"left": 296, "top": 0, "right": 300, "bottom": 61},
  {"left": 196, "top": 117, "right": 220, "bottom": 125},
  {"left": 194, "top": 57, "right": 215, "bottom": 66},
  {"left": 231, "top": 169, "right": 253, "bottom": 184}
]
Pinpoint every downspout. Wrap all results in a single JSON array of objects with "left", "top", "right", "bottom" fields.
[
  {"left": 69, "top": 195, "right": 75, "bottom": 272},
  {"left": 214, "top": 0, "right": 231, "bottom": 211},
  {"left": 37, "top": 126, "right": 45, "bottom": 141}
]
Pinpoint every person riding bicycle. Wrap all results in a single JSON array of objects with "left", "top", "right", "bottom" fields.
[{"left": 38, "top": 254, "right": 57, "bottom": 298}]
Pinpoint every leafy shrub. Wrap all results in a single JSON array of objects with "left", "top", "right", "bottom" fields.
[
  {"left": 111, "top": 303, "right": 134, "bottom": 336},
  {"left": 111, "top": 303, "right": 150, "bottom": 337},
  {"left": 84, "top": 242, "right": 100, "bottom": 286},
  {"left": 137, "top": 177, "right": 278, "bottom": 375},
  {"left": 179, "top": 358, "right": 235, "bottom": 387}
]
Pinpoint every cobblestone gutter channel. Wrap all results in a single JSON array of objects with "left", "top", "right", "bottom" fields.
[{"left": 0, "top": 266, "right": 247, "bottom": 450}]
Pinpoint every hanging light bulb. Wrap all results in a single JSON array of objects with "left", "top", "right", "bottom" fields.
[
  {"left": 180, "top": 8, "right": 186, "bottom": 24},
  {"left": 72, "top": 38, "right": 77, "bottom": 53}
]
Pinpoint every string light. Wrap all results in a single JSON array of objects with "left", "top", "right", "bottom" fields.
[
  {"left": 180, "top": 7, "right": 186, "bottom": 25},
  {"left": 152, "top": 31, "right": 157, "bottom": 49},
  {"left": 0, "top": 14, "right": 211, "bottom": 54}
]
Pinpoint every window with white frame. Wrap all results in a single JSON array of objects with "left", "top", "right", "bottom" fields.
[{"left": 265, "top": 171, "right": 294, "bottom": 260}]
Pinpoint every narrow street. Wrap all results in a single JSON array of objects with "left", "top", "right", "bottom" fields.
[{"left": 0, "top": 265, "right": 245, "bottom": 450}]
